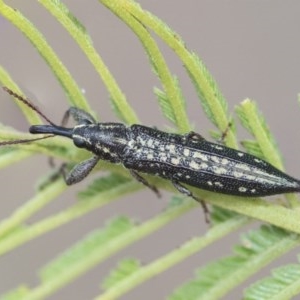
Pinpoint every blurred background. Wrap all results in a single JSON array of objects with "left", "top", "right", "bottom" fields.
[{"left": 1, "top": 1, "right": 300, "bottom": 299}]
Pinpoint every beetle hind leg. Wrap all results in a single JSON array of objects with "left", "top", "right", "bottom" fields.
[{"left": 172, "top": 181, "right": 210, "bottom": 223}]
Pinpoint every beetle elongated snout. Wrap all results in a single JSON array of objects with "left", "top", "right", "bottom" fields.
[{"left": 30, "top": 125, "right": 73, "bottom": 139}]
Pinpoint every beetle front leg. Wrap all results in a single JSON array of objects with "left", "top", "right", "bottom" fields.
[
  {"left": 62, "top": 156, "right": 99, "bottom": 185},
  {"left": 61, "top": 107, "right": 96, "bottom": 126}
]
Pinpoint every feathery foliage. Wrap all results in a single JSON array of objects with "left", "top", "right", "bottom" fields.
[{"left": 0, "top": 1, "right": 299, "bottom": 299}]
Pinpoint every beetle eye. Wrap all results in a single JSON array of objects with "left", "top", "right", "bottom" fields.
[
  {"left": 82, "top": 118, "right": 93, "bottom": 125},
  {"left": 73, "top": 137, "right": 85, "bottom": 148}
]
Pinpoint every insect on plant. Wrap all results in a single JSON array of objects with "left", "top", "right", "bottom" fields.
[{"left": 1, "top": 87, "right": 300, "bottom": 221}]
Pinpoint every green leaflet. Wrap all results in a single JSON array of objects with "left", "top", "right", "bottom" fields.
[
  {"left": 168, "top": 225, "right": 299, "bottom": 300},
  {"left": 40, "top": 216, "right": 134, "bottom": 281},
  {"left": 210, "top": 207, "right": 238, "bottom": 224},
  {"left": 39, "top": 0, "right": 139, "bottom": 124},
  {"left": 47, "top": 0, "right": 88, "bottom": 35},
  {"left": 0, "top": 2, "right": 90, "bottom": 110},
  {"left": 0, "top": 147, "right": 32, "bottom": 169},
  {"left": 0, "top": 66, "right": 42, "bottom": 124},
  {"left": 185, "top": 52, "right": 228, "bottom": 128},
  {"left": 96, "top": 211, "right": 247, "bottom": 300},
  {"left": 0, "top": 1, "right": 300, "bottom": 299},
  {"left": 154, "top": 76, "right": 186, "bottom": 128},
  {"left": 102, "top": 258, "right": 141, "bottom": 290},
  {"left": 0, "top": 286, "right": 30, "bottom": 300},
  {"left": 101, "top": 0, "right": 192, "bottom": 132},
  {"left": 244, "top": 264, "right": 300, "bottom": 300},
  {"left": 78, "top": 173, "right": 134, "bottom": 200},
  {"left": 235, "top": 99, "right": 299, "bottom": 208},
  {"left": 235, "top": 99, "right": 282, "bottom": 169},
  {"left": 240, "top": 140, "right": 265, "bottom": 159}
]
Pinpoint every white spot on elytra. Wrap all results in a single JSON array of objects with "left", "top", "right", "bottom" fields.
[
  {"left": 233, "top": 171, "right": 244, "bottom": 178},
  {"left": 166, "top": 144, "right": 176, "bottom": 154},
  {"left": 183, "top": 149, "right": 190, "bottom": 156},
  {"left": 238, "top": 187, "right": 247, "bottom": 192},
  {"left": 237, "top": 152, "right": 244, "bottom": 157},
  {"left": 207, "top": 181, "right": 213, "bottom": 186},
  {"left": 213, "top": 167, "right": 227, "bottom": 175},
  {"left": 147, "top": 153, "right": 154, "bottom": 159},
  {"left": 147, "top": 139, "right": 154, "bottom": 147},
  {"left": 214, "top": 182, "right": 223, "bottom": 187},
  {"left": 189, "top": 161, "right": 201, "bottom": 170},
  {"left": 211, "top": 156, "right": 220, "bottom": 163},
  {"left": 200, "top": 163, "right": 208, "bottom": 169},
  {"left": 221, "top": 158, "right": 229, "bottom": 165},
  {"left": 192, "top": 152, "right": 208, "bottom": 161},
  {"left": 214, "top": 145, "right": 224, "bottom": 150},
  {"left": 236, "top": 163, "right": 251, "bottom": 171},
  {"left": 103, "top": 147, "right": 110, "bottom": 153},
  {"left": 160, "top": 156, "right": 168, "bottom": 162},
  {"left": 244, "top": 174, "right": 256, "bottom": 181},
  {"left": 128, "top": 140, "right": 135, "bottom": 147},
  {"left": 171, "top": 157, "right": 180, "bottom": 165}
]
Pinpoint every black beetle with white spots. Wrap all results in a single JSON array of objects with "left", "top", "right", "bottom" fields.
[{"left": 2, "top": 87, "right": 300, "bottom": 221}]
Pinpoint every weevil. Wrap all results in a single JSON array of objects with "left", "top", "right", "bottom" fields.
[{"left": 2, "top": 87, "right": 300, "bottom": 221}]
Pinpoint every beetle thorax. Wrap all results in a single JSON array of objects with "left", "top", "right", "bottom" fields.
[{"left": 72, "top": 123, "right": 129, "bottom": 162}]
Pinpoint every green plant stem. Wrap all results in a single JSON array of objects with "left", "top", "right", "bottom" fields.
[
  {"left": 0, "top": 180, "right": 66, "bottom": 239},
  {"left": 96, "top": 216, "right": 249, "bottom": 300},
  {"left": 0, "top": 1, "right": 91, "bottom": 111},
  {"left": 98, "top": 0, "right": 190, "bottom": 132},
  {"left": 1, "top": 2, "right": 300, "bottom": 299},
  {"left": 0, "top": 149, "right": 32, "bottom": 169},
  {"left": 239, "top": 100, "right": 282, "bottom": 170},
  {"left": 238, "top": 99, "right": 299, "bottom": 208},
  {"left": 21, "top": 201, "right": 197, "bottom": 300},
  {"left": 199, "top": 190, "right": 300, "bottom": 234},
  {"left": 204, "top": 234, "right": 300, "bottom": 299},
  {"left": 0, "top": 180, "right": 141, "bottom": 257},
  {"left": 102, "top": 0, "right": 238, "bottom": 149},
  {"left": 38, "top": 0, "right": 138, "bottom": 124},
  {"left": 0, "top": 66, "right": 42, "bottom": 124}
]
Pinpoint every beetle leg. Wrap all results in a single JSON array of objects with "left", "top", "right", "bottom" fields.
[
  {"left": 62, "top": 156, "right": 99, "bottom": 185},
  {"left": 129, "top": 169, "right": 161, "bottom": 198},
  {"left": 218, "top": 122, "right": 233, "bottom": 144},
  {"left": 185, "top": 131, "right": 205, "bottom": 141},
  {"left": 172, "top": 180, "right": 210, "bottom": 223},
  {"left": 61, "top": 107, "right": 96, "bottom": 126}
]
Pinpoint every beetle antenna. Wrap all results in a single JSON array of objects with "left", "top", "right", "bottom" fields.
[
  {"left": 1, "top": 87, "right": 55, "bottom": 146},
  {"left": 0, "top": 135, "right": 54, "bottom": 146},
  {"left": 2, "top": 87, "right": 56, "bottom": 126}
]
